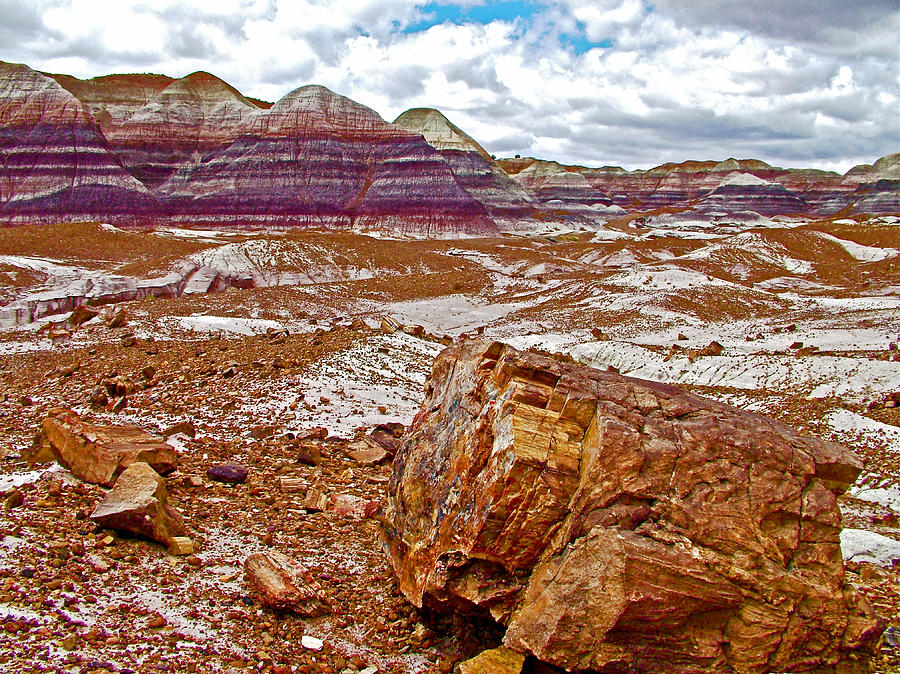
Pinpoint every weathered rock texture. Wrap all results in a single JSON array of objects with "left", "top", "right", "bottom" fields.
[
  {"left": 384, "top": 340, "right": 883, "bottom": 673},
  {"left": 32, "top": 408, "right": 177, "bottom": 487},
  {"left": 90, "top": 461, "right": 188, "bottom": 547},
  {"left": 244, "top": 551, "right": 330, "bottom": 616}
]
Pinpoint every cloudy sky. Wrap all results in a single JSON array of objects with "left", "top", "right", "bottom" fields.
[{"left": 2, "top": 0, "right": 898, "bottom": 172}]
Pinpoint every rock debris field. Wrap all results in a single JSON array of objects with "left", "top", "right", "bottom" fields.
[{"left": 0, "top": 221, "right": 898, "bottom": 673}]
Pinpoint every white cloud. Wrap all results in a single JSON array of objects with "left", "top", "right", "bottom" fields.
[{"left": 0, "top": 0, "right": 896, "bottom": 172}]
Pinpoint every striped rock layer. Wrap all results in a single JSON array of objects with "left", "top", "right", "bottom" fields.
[
  {"left": 0, "top": 61, "right": 494, "bottom": 234},
  {"left": 1, "top": 59, "right": 897, "bottom": 232}
]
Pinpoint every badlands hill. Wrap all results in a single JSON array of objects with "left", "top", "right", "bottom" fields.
[{"left": 1, "top": 59, "right": 898, "bottom": 233}]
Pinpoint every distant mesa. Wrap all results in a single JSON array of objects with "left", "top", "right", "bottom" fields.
[{"left": 1, "top": 59, "right": 897, "bottom": 233}]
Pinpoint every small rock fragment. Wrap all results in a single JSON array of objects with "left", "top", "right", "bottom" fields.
[
  {"left": 103, "top": 307, "right": 128, "bottom": 328},
  {"left": 457, "top": 647, "right": 525, "bottom": 674},
  {"left": 699, "top": 340, "right": 723, "bottom": 356},
  {"left": 327, "top": 493, "right": 381, "bottom": 520},
  {"left": 162, "top": 421, "right": 196, "bottom": 438},
  {"left": 168, "top": 537, "right": 194, "bottom": 556},
  {"left": 69, "top": 305, "right": 99, "bottom": 327},
  {"left": 300, "top": 488, "right": 328, "bottom": 512},
  {"left": 347, "top": 439, "right": 389, "bottom": 466},
  {"left": 89, "top": 387, "right": 109, "bottom": 408},
  {"left": 278, "top": 477, "right": 304, "bottom": 493},
  {"left": 380, "top": 316, "right": 401, "bottom": 334},
  {"left": 300, "top": 635, "right": 324, "bottom": 651},
  {"left": 296, "top": 427, "right": 328, "bottom": 441},
  {"left": 295, "top": 442, "right": 322, "bottom": 467},
  {"left": 250, "top": 424, "right": 276, "bottom": 440},
  {"left": 4, "top": 489, "right": 24, "bottom": 509},
  {"left": 207, "top": 464, "right": 249, "bottom": 484}
]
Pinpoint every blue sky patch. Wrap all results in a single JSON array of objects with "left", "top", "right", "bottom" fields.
[
  {"left": 405, "top": 1, "right": 540, "bottom": 32},
  {"left": 562, "top": 33, "right": 615, "bottom": 54}
]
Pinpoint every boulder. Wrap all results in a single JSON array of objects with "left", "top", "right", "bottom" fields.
[
  {"left": 383, "top": 340, "right": 883, "bottom": 673},
  {"left": 244, "top": 551, "right": 330, "bottom": 616},
  {"left": 90, "top": 462, "right": 189, "bottom": 547},
  {"left": 31, "top": 409, "right": 177, "bottom": 487}
]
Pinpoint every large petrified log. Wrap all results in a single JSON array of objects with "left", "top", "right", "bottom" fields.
[{"left": 383, "top": 340, "right": 883, "bottom": 672}]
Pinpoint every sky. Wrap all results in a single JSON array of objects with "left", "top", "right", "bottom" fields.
[{"left": 1, "top": 0, "right": 898, "bottom": 172}]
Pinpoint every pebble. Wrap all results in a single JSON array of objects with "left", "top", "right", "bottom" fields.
[{"left": 301, "top": 635, "right": 324, "bottom": 651}]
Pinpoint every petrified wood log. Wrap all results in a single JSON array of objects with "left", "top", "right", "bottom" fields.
[{"left": 384, "top": 340, "right": 883, "bottom": 672}]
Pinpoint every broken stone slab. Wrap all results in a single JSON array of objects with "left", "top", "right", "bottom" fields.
[
  {"left": 294, "top": 442, "right": 322, "bottom": 467},
  {"left": 68, "top": 304, "right": 99, "bottom": 327},
  {"left": 401, "top": 324, "right": 426, "bottom": 338},
  {"left": 168, "top": 536, "right": 194, "bottom": 556},
  {"left": 457, "top": 647, "right": 525, "bottom": 674},
  {"left": 100, "top": 306, "right": 128, "bottom": 328},
  {"left": 244, "top": 551, "right": 330, "bottom": 617},
  {"left": 699, "top": 339, "right": 723, "bottom": 356},
  {"left": 347, "top": 438, "right": 389, "bottom": 466},
  {"left": 90, "top": 462, "right": 189, "bottom": 548},
  {"left": 367, "top": 427, "right": 402, "bottom": 457},
  {"left": 300, "top": 488, "right": 328, "bottom": 512},
  {"left": 103, "top": 376, "right": 137, "bottom": 398},
  {"left": 296, "top": 427, "right": 328, "bottom": 441},
  {"left": 250, "top": 424, "right": 276, "bottom": 440},
  {"left": 384, "top": 339, "right": 882, "bottom": 673},
  {"left": 278, "top": 477, "right": 304, "bottom": 493},
  {"left": 30, "top": 409, "right": 177, "bottom": 487}
]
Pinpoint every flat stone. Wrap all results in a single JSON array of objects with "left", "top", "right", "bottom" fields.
[
  {"left": 347, "top": 439, "right": 389, "bottom": 466},
  {"left": 30, "top": 409, "right": 177, "bottom": 487},
  {"left": 328, "top": 493, "right": 381, "bottom": 520},
  {"left": 300, "top": 635, "right": 324, "bottom": 651},
  {"left": 162, "top": 421, "right": 196, "bottom": 438},
  {"left": 167, "top": 537, "right": 194, "bottom": 556}
]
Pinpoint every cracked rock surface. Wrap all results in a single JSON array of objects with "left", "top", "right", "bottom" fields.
[{"left": 385, "top": 340, "right": 883, "bottom": 672}]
